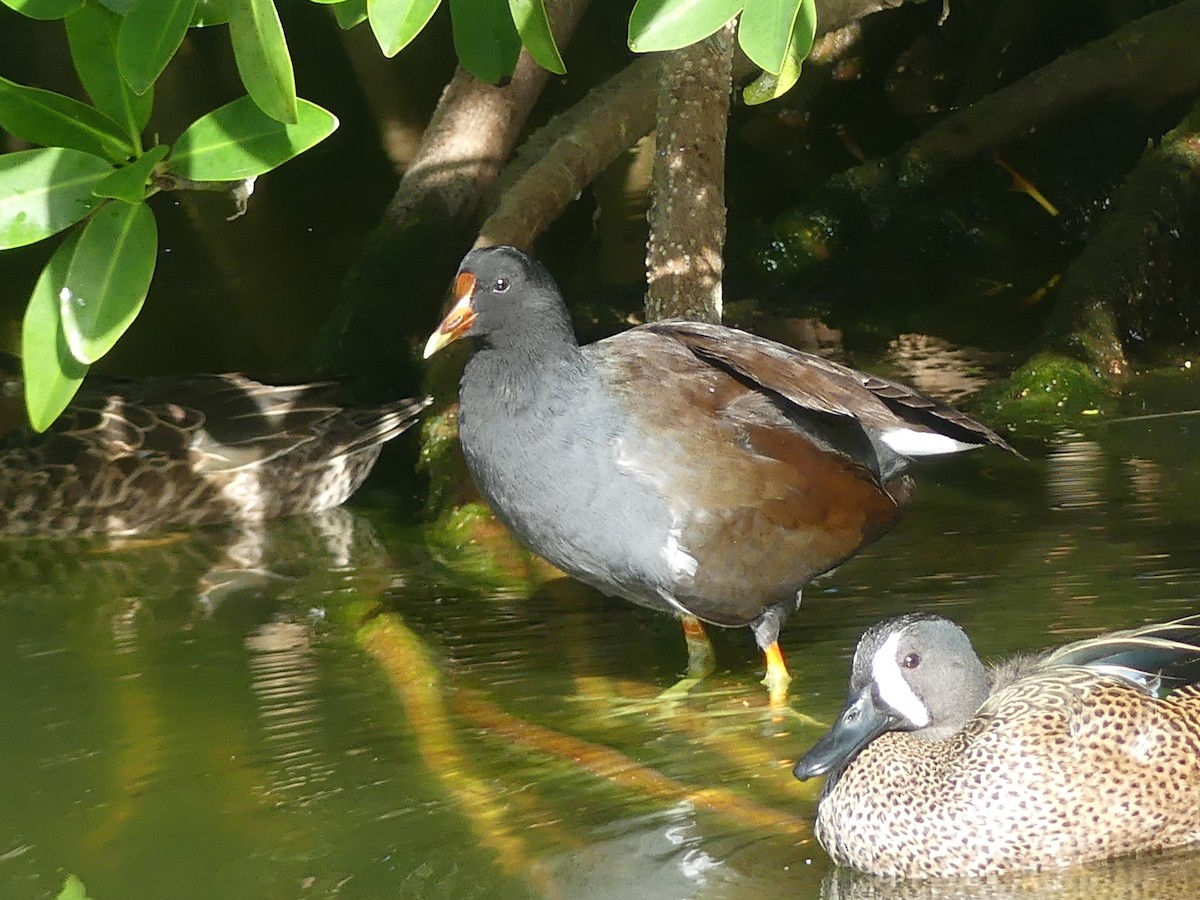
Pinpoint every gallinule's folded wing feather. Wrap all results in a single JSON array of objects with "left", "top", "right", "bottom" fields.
[
  {"left": 650, "top": 320, "right": 1018, "bottom": 456},
  {"left": 586, "top": 328, "right": 913, "bottom": 628}
]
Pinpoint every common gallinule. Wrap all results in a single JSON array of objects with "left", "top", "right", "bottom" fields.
[
  {"left": 793, "top": 613, "right": 1200, "bottom": 877},
  {"left": 424, "top": 245, "right": 1015, "bottom": 700},
  {"left": 0, "top": 373, "right": 430, "bottom": 536}
]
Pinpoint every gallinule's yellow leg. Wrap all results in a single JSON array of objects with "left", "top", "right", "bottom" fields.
[
  {"left": 657, "top": 614, "right": 718, "bottom": 699},
  {"left": 762, "top": 641, "right": 792, "bottom": 708}
]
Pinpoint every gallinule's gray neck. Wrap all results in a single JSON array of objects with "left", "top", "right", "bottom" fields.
[{"left": 425, "top": 245, "right": 1017, "bottom": 702}]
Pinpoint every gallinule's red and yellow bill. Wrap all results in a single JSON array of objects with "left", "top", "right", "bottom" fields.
[{"left": 425, "top": 245, "right": 1016, "bottom": 703}]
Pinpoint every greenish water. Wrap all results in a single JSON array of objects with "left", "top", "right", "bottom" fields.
[{"left": 3, "top": 385, "right": 1200, "bottom": 899}]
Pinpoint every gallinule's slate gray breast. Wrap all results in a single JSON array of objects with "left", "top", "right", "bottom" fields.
[
  {"left": 424, "top": 245, "right": 1015, "bottom": 700},
  {"left": 0, "top": 373, "right": 430, "bottom": 536}
]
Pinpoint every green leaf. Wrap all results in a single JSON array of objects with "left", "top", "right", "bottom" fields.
[
  {"left": 96, "top": 0, "right": 134, "bottom": 13},
  {"left": 508, "top": 0, "right": 563, "bottom": 75},
  {"left": 0, "top": 148, "right": 112, "bottom": 249},
  {"left": 117, "top": 0, "right": 199, "bottom": 95},
  {"left": 93, "top": 144, "right": 169, "bottom": 202},
  {"left": 740, "top": 0, "right": 814, "bottom": 103},
  {"left": 0, "top": 76, "right": 132, "bottom": 161},
  {"left": 738, "top": 0, "right": 813, "bottom": 75},
  {"left": 448, "top": 0, "right": 520, "bottom": 83},
  {"left": 22, "top": 230, "right": 90, "bottom": 432},
  {"left": 333, "top": 0, "right": 367, "bottom": 29},
  {"left": 226, "top": 0, "right": 297, "bottom": 124},
  {"left": 1, "top": 0, "right": 84, "bottom": 19},
  {"left": 60, "top": 199, "right": 157, "bottom": 365},
  {"left": 628, "top": 0, "right": 742, "bottom": 52},
  {"left": 55, "top": 874, "right": 93, "bottom": 900},
  {"left": 192, "top": 0, "right": 228, "bottom": 25},
  {"left": 169, "top": 96, "right": 338, "bottom": 180},
  {"left": 66, "top": 3, "right": 153, "bottom": 141},
  {"left": 367, "top": 0, "right": 441, "bottom": 57}
]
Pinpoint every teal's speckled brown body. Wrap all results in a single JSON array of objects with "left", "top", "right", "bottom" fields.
[{"left": 796, "top": 615, "right": 1200, "bottom": 878}]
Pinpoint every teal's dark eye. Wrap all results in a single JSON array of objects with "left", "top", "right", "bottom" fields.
[
  {"left": 902, "top": 653, "right": 921, "bottom": 669},
  {"left": 493, "top": 277, "right": 510, "bottom": 293}
]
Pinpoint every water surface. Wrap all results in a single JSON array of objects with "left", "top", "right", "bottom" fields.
[{"left": 3, "top": 381, "right": 1200, "bottom": 899}]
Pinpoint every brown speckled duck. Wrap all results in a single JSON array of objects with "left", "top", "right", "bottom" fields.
[
  {"left": 794, "top": 613, "right": 1200, "bottom": 878},
  {"left": 0, "top": 373, "right": 430, "bottom": 536}
]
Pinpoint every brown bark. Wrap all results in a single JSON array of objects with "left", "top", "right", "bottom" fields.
[
  {"left": 476, "top": 56, "right": 661, "bottom": 249},
  {"left": 314, "top": 0, "right": 590, "bottom": 390},
  {"left": 761, "top": 0, "right": 1200, "bottom": 280},
  {"left": 643, "top": 24, "right": 737, "bottom": 325},
  {"left": 1048, "top": 95, "right": 1200, "bottom": 375}
]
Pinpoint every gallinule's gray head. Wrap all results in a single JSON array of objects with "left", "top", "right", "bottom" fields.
[
  {"left": 794, "top": 614, "right": 988, "bottom": 780},
  {"left": 424, "top": 245, "right": 574, "bottom": 358},
  {"left": 792, "top": 613, "right": 1200, "bottom": 878}
]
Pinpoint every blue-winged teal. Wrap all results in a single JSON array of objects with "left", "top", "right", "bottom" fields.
[
  {"left": 0, "top": 373, "right": 430, "bottom": 536},
  {"left": 794, "top": 613, "right": 1200, "bottom": 878}
]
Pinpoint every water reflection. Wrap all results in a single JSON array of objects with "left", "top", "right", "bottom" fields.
[{"left": 3, "top": 396, "right": 1200, "bottom": 897}]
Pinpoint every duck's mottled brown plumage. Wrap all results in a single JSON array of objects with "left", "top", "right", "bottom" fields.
[
  {"left": 798, "top": 615, "right": 1200, "bottom": 878},
  {"left": 0, "top": 373, "right": 430, "bottom": 536}
]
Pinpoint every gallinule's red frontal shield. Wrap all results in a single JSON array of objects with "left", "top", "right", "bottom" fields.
[{"left": 425, "top": 245, "right": 1016, "bottom": 702}]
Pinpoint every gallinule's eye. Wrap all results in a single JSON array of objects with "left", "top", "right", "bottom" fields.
[
  {"left": 902, "top": 653, "right": 921, "bottom": 669},
  {"left": 493, "top": 277, "right": 510, "bottom": 293}
]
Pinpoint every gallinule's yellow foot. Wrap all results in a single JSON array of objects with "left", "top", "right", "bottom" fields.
[
  {"left": 0, "top": 372, "right": 429, "bottom": 536},
  {"left": 424, "top": 245, "right": 1015, "bottom": 703},
  {"left": 794, "top": 613, "right": 1200, "bottom": 877}
]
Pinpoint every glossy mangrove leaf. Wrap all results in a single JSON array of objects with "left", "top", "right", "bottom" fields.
[
  {"left": 508, "top": 0, "right": 564, "bottom": 75},
  {"left": 192, "top": 0, "right": 228, "bottom": 25},
  {"left": 1, "top": 0, "right": 83, "bottom": 19},
  {"left": 741, "top": 0, "right": 814, "bottom": 103},
  {"left": 0, "top": 76, "right": 131, "bottom": 161},
  {"left": 22, "top": 229, "right": 90, "bottom": 432},
  {"left": 55, "top": 874, "right": 94, "bottom": 900},
  {"left": 92, "top": 144, "right": 168, "bottom": 203},
  {"left": 367, "top": 0, "right": 442, "bottom": 57},
  {"left": 333, "top": 0, "right": 367, "bottom": 29},
  {"left": 227, "top": 0, "right": 297, "bottom": 123},
  {"left": 59, "top": 199, "right": 157, "bottom": 365},
  {"left": 627, "top": 0, "right": 742, "bottom": 52},
  {"left": 448, "top": 0, "right": 520, "bottom": 83},
  {"left": 65, "top": 3, "right": 153, "bottom": 139},
  {"left": 117, "top": 0, "right": 199, "bottom": 95},
  {"left": 169, "top": 96, "right": 337, "bottom": 180},
  {"left": 0, "top": 148, "right": 111, "bottom": 249},
  {"left": 738, "top": 0, "right": 813, "bottom": 75}
]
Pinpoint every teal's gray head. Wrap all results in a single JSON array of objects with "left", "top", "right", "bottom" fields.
[{"left": 795, "top": 614, "right": 989, "bottom": 780}]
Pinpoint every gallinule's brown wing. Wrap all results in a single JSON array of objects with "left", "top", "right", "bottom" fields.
[
  {"left": 425, "top": 245, "right": 1016, "bottom": 701},
  {"left": 0, "top": 373, "right": 430, "bottom": 536}
]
